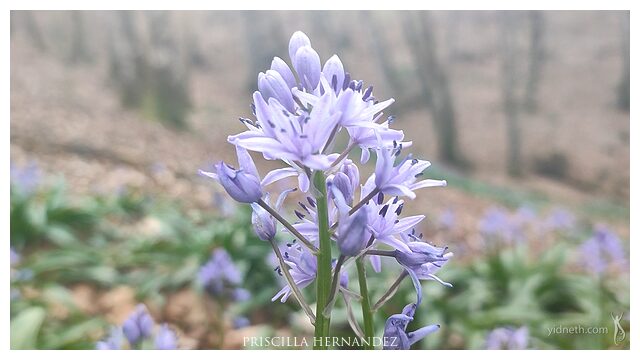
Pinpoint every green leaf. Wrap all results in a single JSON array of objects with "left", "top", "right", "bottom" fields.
[{"left": 11, "top": 307, "right": 46, "bottom": 349}]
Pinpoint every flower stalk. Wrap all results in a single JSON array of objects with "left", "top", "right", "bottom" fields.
[
  {"left": 356, "top": 258, "right": 374, "bottom": 350},
  {"left": 313, "top": 171, "right": 333, "bottom": 349}
]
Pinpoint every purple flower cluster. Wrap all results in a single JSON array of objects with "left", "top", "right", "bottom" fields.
[
  {"left": 201, "top": 31, "right": 451, "bottom": 350},
  {"left": 96, "top": 304, "right": 178, "bottom": 350},
  {"left": 198, "top": 249, "right": 250, "bottom": 301},
  {"left": 485, "top": 326, "right": 529, "bottom": 350},
  {"left": 579, "top": 225, "right": 627, "bottom": 275}
]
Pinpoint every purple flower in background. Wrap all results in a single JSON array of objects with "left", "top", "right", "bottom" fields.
[
  {"left": 439, "top": 209, "right": 456, "bottom": 230},
  {"left": 580, "top": 225, "right": 627, "bottom": 274},
  {"left": 96, "top": 327, "right": 124, "bottom": 350},
  {"left": 478, "top": 207, "right": 511, "bottom": 238},
  {"left": 122, "top": 304, "right": 154, "bottom": 345},
  {"left": 272, "top": 244, "right": 317, "bottom": 302},
  {"left": 154, "top": 324, "right": 178, "bottom": 350},
  {"left": 10, "top": 247, "right": 20, "bottom": 266},
  {"left": 382, "top": 303, "right": 440, "bottom": 350},
  {"left": 544, "top": 208, "right": 576, "bottom": 231},
  {"left": 198, "top": 249, "right": 243, "bottom": 298},
  {"left": 337, "top": 207, "right": 369, "bottom": 257},
  {"left": 485, "top": 326, "right": 529, "bottom": 350},
  {"left": 233, "top": 316, "right": 251, "bottom": 329},
  {"left": 10, "top": 161, "right": 41, "bottom": 194}
]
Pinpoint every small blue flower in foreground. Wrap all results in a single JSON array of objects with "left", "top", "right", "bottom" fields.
[
  {"left": 485, "top": 326, "right": 529, "bottom": 350},
  {"left": 154, "top": 324, "right": 178, "bottom": 350},
  {"left": 122, "top": 304, "right": 154, "bottom": 345},
  {"left": 96, "top": 327, "right": 123, "bottom": 350},
  {"left": 97, "top": 304, "right": 180, "bottom": 350},
  {"left": 382, "top": 303, "right": 440, "bottom": 350}
]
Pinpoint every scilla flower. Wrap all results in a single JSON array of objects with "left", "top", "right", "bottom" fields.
[
  {"left": 373, "top": 144, "right": 446, "bottom": 199},
  {"left": 485, "top": 326, "right": 529, "bottom": 350},
  {"left": 199, "top": 145, "right": 297, "bottom": 203},
  {"left": 272, "top": 244, "right": 317, "bottom": 302},
  {"left": 394, "top": 239, "right": 453, "bottom": 305},
  {"left": 337, "top": 207, "right": 369, "bottom": 257},
  {"left": 251, "top": 188, "right": 296, "bottom": 241},
  {"left": 154, "top": 324, "right": 178, "bottom": 350},
  {"left": 383, "top": 303, "right": 440, "bottom": 350},
  {"left": 122, "top": 304, "right": 154, "bottom": 345}
]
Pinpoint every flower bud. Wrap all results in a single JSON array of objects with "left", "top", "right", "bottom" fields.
[
  {"left": 271, "top": 56, "right": 296, "bottom": 89},
  {"left": 332, "top": 172, "right": 354, "bottom": 205},
  {"left": 294, "top": 46, "right": 321, "bottom": 91},
  {"left": 337, "top": 207, "right": 369, "bottom": 256},
  {"left": 122, "top": 304, "right": 154, "bottom": 345},
  {"left": 251, "top": 203, "right": 276, "bottom": 241},
  {"left": 154, "top": 324, "right": 178, "bottom": 350},
  {"left": 288, "top": 31, "right": 311, "bottom": 65},
  {"left": 323, "top": 55, "right": 345, "bottom": 92},
  {"left": 258, "top": 70, "right": 296, "bottom": 112},
  {"left": 215, "top": 162, "right": 262, "bottom": 203}
]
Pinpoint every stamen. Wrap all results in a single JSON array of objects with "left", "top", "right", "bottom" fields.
[
  {"left": 395, "top": 203, "right": 404, "bottom": 216},
  {"left": 376, "top": 192, "right": 384, "bottom": 204},
  {"left": 379, "top": 204, "right": 389, "bottom": 217},
  {"left": 307, "top": 196, "right": 316, "bottom": 207}
]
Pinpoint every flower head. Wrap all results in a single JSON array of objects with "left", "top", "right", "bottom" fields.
[
  {"left": 580, "top": 225, "right": 627, "bottom": 274},
  {"left": 272, "top": 243, "right": 317, "bottom": 302},
  {"left": 96, "top": 327, "right": 124, "bottom": 350},
  {"left": 199, "top": 145, "right": 297, "bottom": 203},
  {"left": 485, "top": 326, "right": 529, "bottom": 350},
  {"left": 382, "top": 303, "right": 440, "bottom": 350},
  {"left": 154, "top": 324, "right": 178, "bottom": 350},
  {"left": 198, "top": 249, "right": 246, "bottom": 299},
  {"left": 122, "top": 304, "right": 154, "bottom": 345},
  {"left": 372, "top": 144, "right": 446, "bottom": 199},
  {"left": 337, "top": 207, "right": 369, "bottom": 257},
  {"left": 393, "top": 237, "right": 453, "bottom": 304}
]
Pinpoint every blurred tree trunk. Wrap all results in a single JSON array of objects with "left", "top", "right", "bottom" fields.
[
  {"left": 69, "top": 11, "right": 91, "bottom": 64},
  {"left": 242, "top": 11, "right": 284, "bottom": 91},
  {"left": 107, "top": 11, "right": 191, "bottom": 128},
  {"left": 360, "top": 11, "right": 405, "bottom": 100},
  {"left": 500, "top": 12, "right": 523, "bottom": 177},
  {"left": 21, "top": 11, "right": 47, "bottom": 52},
  {"left": 617, "top": 11, "right": 630, "bottom": 111},
  {"left": 402, "top": 12, "right": 465, "bottom": 167},
  {"left": 523, "top": 11, "right": 544, "bottom": 113}
]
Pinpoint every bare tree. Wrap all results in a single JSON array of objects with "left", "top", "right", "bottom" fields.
[
  {"left": 68, "top": 11, "right": 91, "bottom": 64},
  {"left": 242, "top": 11, "right": 285, "bottom": 91},
  {"left": 359, "top": 11, "right": 405, "bottom": 100},
  {"left": 18, "top": 11, "right": 47, "bottom": 52},
  {"left": 523, "top": 11, "right": 544, "bottom": 113},
  {"left": 617, "top": 11, "right": 630, "bottom": 111},
  {"left": 402, "top": 11, "right": 465, "bottom": 167},
  {"left": 499, "top": 12, "right": 523, "bottom": 177}
]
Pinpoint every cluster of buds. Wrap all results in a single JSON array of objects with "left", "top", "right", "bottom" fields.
[
  {"left": 96, "top": 304, "right": 177, "bottom": 350},
  {"left": 201, "top": 31, "right": 452, "bottom": 350}
]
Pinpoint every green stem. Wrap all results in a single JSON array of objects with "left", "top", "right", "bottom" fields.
[
  {"left": 356, "top": 258, "right": 374, "bottom": 350},
  {"left": 313, "top": 171, "right": 333, "bottom": 349}
]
